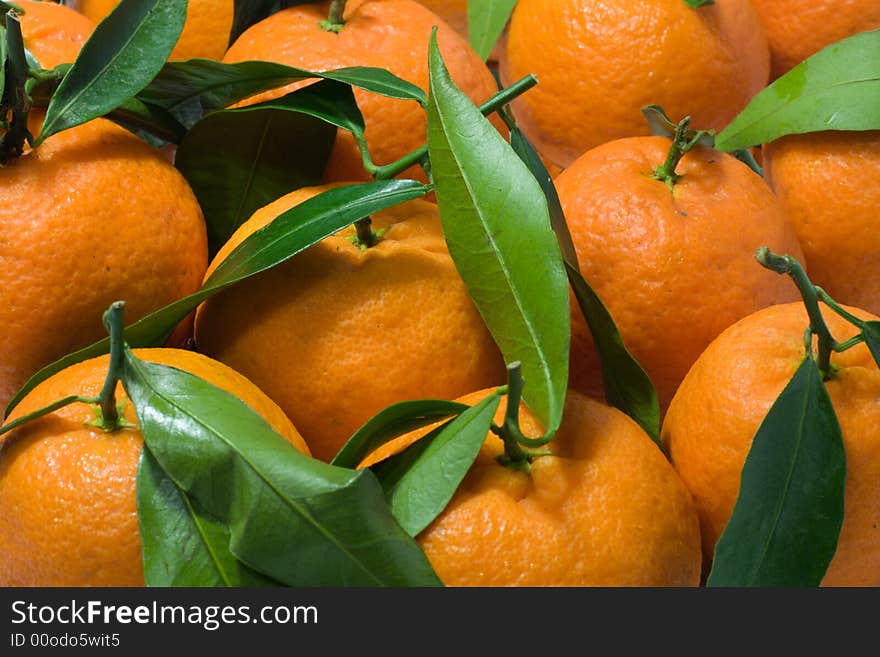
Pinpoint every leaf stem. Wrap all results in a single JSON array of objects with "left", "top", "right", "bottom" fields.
[
  {"left": 650, "top": 115, "right": 704, "bottom": 189},
  {"left": 349, "top": 216, "right": 386, "bottom": 250},
  {"left": 491, "top": 362, "right": 555, "bottom": 473},
  {"left": 320, "top": 0, "right": 347, "bottom": 32},
  {"left": 816, "top": 287, "right": 869, "bottom": 330},
  {"left": 94, "top": 301, "right": 127, "bottom": 431},
  {"left": 493, "top": 362, "right": 531, "bottom": 471},
  {"left": 372, "top": 74, "right": 538, "bottom": 181},
  {"left": 0, "top": 395, "right": 98, "bottom": 437},
  {"left": 755, "top": 248, "right": 836, "bottom": 376}
]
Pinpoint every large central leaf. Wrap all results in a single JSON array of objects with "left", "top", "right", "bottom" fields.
[{"left": 426, "top": 33, "right": 569, "bottom": 434}]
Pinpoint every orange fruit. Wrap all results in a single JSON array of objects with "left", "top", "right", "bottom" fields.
[
  {"left": 222, "top": 0, "right": 504, "bottom": 185},
  {"left": 417, "top": 0, "right": 468, "bottom": 41},
  {"left": 662, "top": 302, "right": 880, "bottom": 586},
  {"left": 763, "top": 130, "right": 880, "bottom": 316},
  {"left": 193, "top": 185, "right": 507, "bottom": 463},
  {"left": 415, "top": 0, "right": 504, "bottom": 62},
  {"left": 18, "top": 0, "right": 95, "bottom": 68},
  {"left": 0, "top": 117, "right": 208, "bottom": 411},
  {"left": 499, "top": 0, "right": 770, "bottom": 168},
  {"left": 750, "top": 0, "right": 880, "bottom": 79},
  {"left": 554, "top": 136, "right": 804, "bottom": 409},
  {"left": 75, "top": 0, "right": 234, "bottom": 61},
  {"left": 0, "top": 347, "right": 309, "bottom": 587},
  {"left": 364, "top": 388, "right": 702, "bottom": 586}
]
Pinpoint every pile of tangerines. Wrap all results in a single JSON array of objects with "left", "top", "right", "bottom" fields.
[{"left": 0, "top": 0, "right": 878, "bottom": 588}]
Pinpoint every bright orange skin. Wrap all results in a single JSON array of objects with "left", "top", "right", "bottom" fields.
[
  {"left": 750, "top": 0, "right": 880, "bottom": 79},
  {"left": 0, "top": 118, "right": 208, "bottom": 411},
  {"left": 662, "top": 302, "right": 880, "bottom": 586},
  {"left": 763, "top": 131, "right": 880, "bottom": 316},
  {"left": 18, "top": 0, "right": 95, "bottom": 68},
  {"left": 0, "top": 348, "right": 309, "bottom": 587},
  {"left": 416, "top": 0, "right": 503, "bottom": 61},
  {"left": 194, "top": 186, "right": 507, "bottom": 463},
  {"left": 555, "top": 137, "right": 804, "bottom": 410},
  {"left": 499, "top": 0, "right": 770, "bottom": 168},
  {"left": 223, "top": 0, "right": 504, "bottom": 185},
  {"left": 367, "top": 388, "right": 702, "bottom": 587},
  {"left": 75, "top": 0, "right": 234, "bottom": 61}
]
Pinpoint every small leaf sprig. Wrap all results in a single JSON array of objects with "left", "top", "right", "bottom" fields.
[
  {"left": 755, "top": 247, "right": 880, "bottom": 375},
  {"left": 707, "top": 247, "right": 879, "bottom": 587}
]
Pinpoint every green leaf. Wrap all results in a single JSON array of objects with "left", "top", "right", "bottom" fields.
[
  {"left": 332, "top": 399, "right": 469, "bottom": 469},
  {"left": 137, "top": 447, "right": 280, "bottom": 587},
  {"left": 124, "top": 352, "right": 442, "bottom": 587},
  {"left": 175, "top": 80, "right": 359, "bottom": 254},
  {"left": 508, "top": 124, "right": 579, "bottom": 270},
  {"left": 139, "top": 59, "right": 425, "bottom": 129},
  {"left": 707, "top": 356, "right": 846, "bottom": 587},
  {"left": 5, "top": 180, "right": 430, "bottom": 417},
  {"left": 0, "top": 23, "right": 7, "bottom": 104},
  {"left": 106, "top": 97, "right": 187, "bottom": 146},
  {"left": 35, "top": 0, "right": 188, "bottom": 144},
  {"left": 566, "top": 261, "right": 661, "bottom": 445},
  {"left": 714, "top": 29, "right": 880, "bottom": 152},
  {"left": 467, "top": 0, "right": 516, "bottom": 61},
  {"left": 330, "top": 399, "right": 468, "bottom": 468},
  {"left": 426, "top": 32, "right": 569, "bottom": 434},
  {"left": 683, "top": 0, "right": 714, "bottom": 7},
  {"left": 371, "top": 393, "right": 501, "bottom": 536},
  {"left": 862, "top": 321, "right": 880, "bottom": 369}
]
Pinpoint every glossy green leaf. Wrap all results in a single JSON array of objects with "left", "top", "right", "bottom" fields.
[
  {"left": 683, "top": 0, "right": 714, "bottom": 7},
  {"left": 5, "top": 180, "right": 430, "bottom": 417},
  {"left": 0, "top": 23, "right": 7, "bottom": 104},
  {"left": 139, "top": 59, "right": 425, "bottom": 129},
  {"left": 106, "top": 97, "right": 187, "bottom": 146},
  {"left": 707, "top": 356, "right": 845, "bottom": 587},
  {"left": 138, "top": 447, "right": 280, "bottom": 587},
  {"left": 175, "top": 80, "right": 359, "bottom": 254},
  {"left": 35, "top": 0, "right": 187, "bottom": 144},
  {"left": 714, "top": 30, "right": 880, "bottom": 152},
  {"left": 427, "top": 32, "right": 569, "bottom": 434},
  {"left": 509, "top": 125, "right": 579, "bottom": 270},
  {"left": 371, "top": 393, "right": 501, "bottom": 536},
  {"left": 566, "top": 262, "right": 661, "bottom": 445},
  {"left": 124, "top": 352, "right": 442, "bottom": 586},
  {"left": 862, "top": 321, "right": 880, "bottom": 369},
  {"left": 332, "top": 399, "right": 469, "bottom": 469},
  {"left": 467, "top": 0, "right": 516, "bottom": 61}
]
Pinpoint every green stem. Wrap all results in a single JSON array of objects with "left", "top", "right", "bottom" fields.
[
  {"left": 1, "top": 14, "right": 32, "bottom": 164},
  {"left": 833, "top": 334, "right": 865, "bottom": 353},
  {"left": 755, "top": 247, "right": 835, "bottom": 376},
  {"left": 0, "top": 395, "right": 98, "bottom": 437},
  {"left": 491, "top": 362, "right": 557, "bottom": 473},
  {"left": 353, "top": 216, "right": 379, "bottom": 249},
  {"left": 373, "top": 146, "right": 428, "bottom": 181},
  {"left": 816, "top": 287, "right": 869, "bottom": 329},
  {"left": 650, "top": 115, "right": 705, "bottom": 190},
  {"left": 493, "top": 362, "right": 532, "bottom": 472},
  {"left": 479, "top": 74, "right": 538, "bottom": 116},
  {"left": 320, "top": 0, "right": 347, "bottom": 32},
  {"left": 94, "top": 301, "right": 127, "bottom": 432},
  {"left": 372, "top": 74, "right": 539, "bottom": 181}
]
